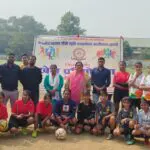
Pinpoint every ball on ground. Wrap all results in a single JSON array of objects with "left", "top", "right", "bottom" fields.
[
  {"left": 55, "top": 128, "right": 67, "bottom": 140},
  {"left": 0, "top": 120, "right": 8, "bottom": 132}
]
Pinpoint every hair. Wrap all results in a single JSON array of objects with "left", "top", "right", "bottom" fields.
[
  {"left": 121, "top": 97, "right": 131, "bottom": 103},
  {"left": 134, "top": 61, "right": 143, "bottom": 67},
  {"left": 44, "top": 93, "right": 52, "bottom": 100},
  {"left": 21, "top": 54, "right": 28, "bottom": 58},
  {"left": 100, "top": 90, "right": 108, "bottom": 96},
  {"left": 50, "top": 64, "right": 57, "bottom": 69},
  {"left": 63, "top": 89, "right": 71, "bottom": 94},
  {"left": 75, "top": 61, "right": 83, "bottom": 67},
  {"left": 0, "top": 91, "right": 5, "bottom": 98},
  {"left": 23, "top": 90, "right": 31, "bottom": 98},
  {"left": 98, "top": 57, "right": 105, "bottom": 62},
  {"left": 29, "top": 55, "right": 36, "bottom": 60},
  {"left": 141, "top": 98, "right": 150, "bottom": 106},
  {"left": 8, "top": 53, "right": 15, "bottom": 56},
  {"left": 119, "top": 61, "right": 126, "bottom": 67}
]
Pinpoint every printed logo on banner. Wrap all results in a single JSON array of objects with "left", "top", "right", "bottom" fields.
[
  {"left": 39, "top": 46, "right": 60, "bottom": 60},
  {"left": 96, "top": 48, "right": 116, "bottom": 59},
  {"left": 71, "top": 48, "right": 86, "bottom": 60}
]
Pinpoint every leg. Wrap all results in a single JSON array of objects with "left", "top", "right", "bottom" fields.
[
  {"left": 2, "top": 90, "right": 9, "bottom": 106},
  {"left": 109, "top": 116, "right": 116, "bottom": 133},
  {"left": 27, "top": 117, "right": 34, "bottom": 125},
  {"left": 113, "top": 127, "right": 122, "bottom": 136},
  {"left": 9, "top": 90, "right": 19, "bottom": 108},
  {"left": 8, "top": 116, "right": 19, "bottom": 134},
  {"left": 31, "top": 90, "right": 39, "bottom": 106},
  {"left": 75, "top": 124, "right": 83, "bottom": 134}
]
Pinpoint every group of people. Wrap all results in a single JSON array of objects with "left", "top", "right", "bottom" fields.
[{"left": 0, "top": 53, "right": 150, "bottom": 146}]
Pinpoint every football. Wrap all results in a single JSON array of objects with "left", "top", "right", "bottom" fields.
[
  {"left": 0, "top": 120, "right": 8, "bottom": 132},
  {"left": 55, "top": 128, "right": 67, "bottom": 140}
]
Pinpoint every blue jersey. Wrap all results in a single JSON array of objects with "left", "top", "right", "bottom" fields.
[{"left": 54, "top": 99, "right": 76, "bottom": 118}]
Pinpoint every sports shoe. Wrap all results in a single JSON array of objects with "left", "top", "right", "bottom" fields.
[
  {"left": 126, "top": 139, "right": 135, "bottom": 145},
  {"left": 21, "top": 128, "right": 28, "bottom": 135},
  {"left": 32, "top": 130, "right": 38, "bottom": 138},
  {"left": 106, "top": 134, "right": 113, "bottom": 140}
]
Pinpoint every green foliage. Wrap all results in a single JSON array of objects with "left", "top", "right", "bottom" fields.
[
  {"left": 57, "top": 11, "right": 86, "bottom": 35},
  {"left": 0, "top": 16, "right": 47, "bottom": 59},
  {"left": 141, "top": 48, "right": 150, "bottom": 59},
  {"left": 123, "top": 40, "right": 133, "bottom": 59},
  {"left": 0, "top": 13, "right": 85, "bottom": 59}
]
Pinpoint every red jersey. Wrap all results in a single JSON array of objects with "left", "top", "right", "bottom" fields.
[
  {"left": 12, "top": 99, "right": 35, "bottom": 115},
  {"left": 0, "top": 103, "right": 8, "bottom": 120},
  {"left": 113, "top": 71, "right": 130, "bottom": 84},
  {"left": 36, "top": 101, "right": 52, "bottom": 119}
]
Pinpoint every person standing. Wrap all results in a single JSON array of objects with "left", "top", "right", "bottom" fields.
[
  {"left": 113, "top": 61, "right": 130, "bottom": 114},
  {"left": 65, "top": 61, "right": 90, "bottom": 105},
  {"left": 0, "top": 53, "right": 20, "bottom": 108},
  {"left": 20, "top": 54, "right": 28, "bottom": 70},
  {"left": 44, "top": 64, "right": 64, "bottom": 106},
  {"left": 91, "top": 57, "right": 111, "bottom": 104},
  {"left": 128, "top": 62, "right": 145, "bottom": 109},
  {"left": 20, "top": 55, "right": 42, "bottom": 106}
]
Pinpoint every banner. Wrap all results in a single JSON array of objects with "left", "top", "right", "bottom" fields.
[{"left": 34, "top": 36, "right": 123, "bottom": 93}]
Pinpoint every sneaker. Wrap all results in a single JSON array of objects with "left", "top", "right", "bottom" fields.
[
  {"left": 126, "top": 139, "right": 135, "bottom": 145},
  {"left": 106, "top": 134, "right": 113, "bottom": 140},
  {"left": 21, "top": 128, "right": 28, "bottom": 136},
  {"left": 32, "top": 130, "right": 38, "bottom": 138}
]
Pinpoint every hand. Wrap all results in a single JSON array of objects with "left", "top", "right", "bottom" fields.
[
  {"left": 17, "top": 114, "right": 24, "bottom": 119},
  {"left": 134, "top": 124, "right": 140, "bottom": 129},
  {"left": 84, "top": 119, "right": 88, "bottom": 124},
  {"left": 121, "top": 118, "right": 129, "bottom": 124}
]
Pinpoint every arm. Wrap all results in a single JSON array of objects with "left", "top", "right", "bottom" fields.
[
  {"left": 53, "top": 101, "right": 61, "bottom": 117},
  {"left": 38, "top": 68, "right": 42, "bottom": 84},
  {"left": 69, "top": 102, "right": 77, "bottom": 119},
  {"left": 44, "top": 75, "right": 50, "bottom": 91},
  {"left": 64, "top": 75, "right": 70, "bottom": 89},
  {"left": 57, "top": 75, "right": 64, "bottom": 91},
  {"left": 105, "top": 70, "right": 111, "bottom": 88},
  {"left": 88, "top": 104, "right": 96, "bottom": 119}
]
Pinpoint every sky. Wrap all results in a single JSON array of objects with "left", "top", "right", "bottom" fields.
[{"left": 0, "top": 0, "right": 150, "bottom": 38}]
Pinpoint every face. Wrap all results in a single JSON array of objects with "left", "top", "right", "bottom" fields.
[
  {"left": 50, "top": 65, "right": 57, "bottom": 74},
  {"left": 99, "top": 95, "right": 108, "bottom": 103},
  {"left": 98, "top": 59, "right": 105, "bottom": 67},
  {"left": 119, "top": 62, "right": 126, "bottom": 70},
  {"left": 135, "top": 64, "right": 142, "bottom": 73},
  {"left": 63, "top": 91, "right": 70, "bottom": 100},
  {"left": 22, "top": 56, "right": 28, "bottom": 64},
  {"left": 7, "top": 55, "right": 15, "bottom": 64},
  {"left": 22, "top": 91, "right": 30, "bottom": 102},
  {"left": 44, "top": 96, "right": 50, "bottom": 105},
  {"left": 29, "top": 56, "right": 36, "bottom": 66},
  {"left": 140, "top": 103, "right": 149, "bottom": 111},
  {"left": 83, "top": 95, "right": 90, "bottom": 103},
  {"left": 0, "top": 95, "right": 4, "bottom": 103},
  {"left": 75, "top": 63, "right": 83, "bottom": 71},
  {"left": 122, "top": 101, "right": 130, "bottom": 109}
]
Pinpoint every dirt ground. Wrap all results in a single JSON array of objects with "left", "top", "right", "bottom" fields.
[
  {"left": 0, "top": 130, "right": 149, "bottom": 150},
  {"left": 0, "top": 88, "right": 150, "bottom": 150}
]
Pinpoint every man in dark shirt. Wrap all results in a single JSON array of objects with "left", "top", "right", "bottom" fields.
[
  {"left": 0, "top": 53, "right": 20, "bottom": 108},
  {"left": 91, "top": 57, "right": 111, "bottom": 104},
  {"left": 20, "top": 55, "right": 42, "bottom": 106}
]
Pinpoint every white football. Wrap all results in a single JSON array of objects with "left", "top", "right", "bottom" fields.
[{"left": 55, "top": 128, "right": 67, "bottom": 140}]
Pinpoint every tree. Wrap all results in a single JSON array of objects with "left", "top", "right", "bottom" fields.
[
  {"left": 48, "top": 29, "right": 58, "bottom": 35},
  {"left": 57, "top": 11, "right": 86, "bottom": 35},
  {"left": 123, "top": 40, "right": 133, "bottom": 59},
  {"left": 0, "top": 15, "right": 48, "bottom": 59}
]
